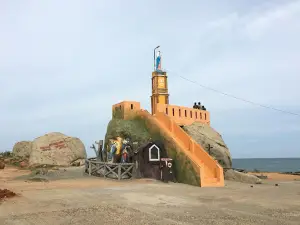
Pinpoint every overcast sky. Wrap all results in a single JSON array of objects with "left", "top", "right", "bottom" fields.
[{"left": 1, "top": 0, "right": 300, "bottom": 158}]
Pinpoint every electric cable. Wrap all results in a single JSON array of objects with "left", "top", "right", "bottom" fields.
[{"left": 166, "top": 70, "right": 299, "bottom": 116}]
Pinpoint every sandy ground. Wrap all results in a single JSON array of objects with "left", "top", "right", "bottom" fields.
[
  {"left": 1, "top": 166, "right": 300, "bottom": 225},
  {"left": 249, "top": 172, "right": 300, "bottom": 181}
]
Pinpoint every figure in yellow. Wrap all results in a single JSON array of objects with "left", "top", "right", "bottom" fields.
[{"left": 107, "top": 137, "right": 123, "bottom": 163}]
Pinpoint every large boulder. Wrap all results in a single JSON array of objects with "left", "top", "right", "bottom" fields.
[
  {"left": 29, "top": 132, "right": 87, "bottom": 167},
  {"left": 105, "top": 118, "right": 200, "bottom": 186},
  {"left": 225, "top": 169, "right": 262, "bottom": 184},
  {"left": 0, "top": 161, "right": 5, "bottom": 169},
  {"left": 182, "top": 122, "right": 232, "bottom": 168},
  {"left": 105, "top": 118, "right": 152, "bottom": 148},
  {"left": 12, "top": 141, "right": 32, "bottom": 158}
]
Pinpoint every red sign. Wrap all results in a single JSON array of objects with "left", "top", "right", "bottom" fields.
[
  {"left": 161, "top": 158, "right": 172, "bottom": 161},
  {"left": 40, "top": 141, "right": 67, "bottom": 151}
]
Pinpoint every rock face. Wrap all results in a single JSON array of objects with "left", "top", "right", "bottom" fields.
[
  {"left": 105, "top": 118, "right": 201, "bottom": 186},
  {"left": 0, "top": 161, "right": 5, "bottom": 169},
  {"left": 12, "top": 141, "right": 32, "bottom": 158},
  {"left": 182, "top": 122, "right": 232, "bottom": 168},
  {"left": 28, "top": 132, "right": 87, "bottom": 167},
  {"left": 225, "top": 169, "right": 262, "bottom": 184}
]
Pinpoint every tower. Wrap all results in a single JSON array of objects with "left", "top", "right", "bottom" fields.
[{"left": 151, "top": 48, "right": 169, "bottom": 115}]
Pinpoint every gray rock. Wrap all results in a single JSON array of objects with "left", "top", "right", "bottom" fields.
[
  {"left": 12, "top": 141, "right": 32, "bottom": 158},
  {"left": 225, "top": 169, "right": 262, "bottom": 184},
  {"left": 182, "top": 122, "right": 232, "bottom": 168},
  {"left": 28, "top": 132, "right": 87, "bottom": 167}
]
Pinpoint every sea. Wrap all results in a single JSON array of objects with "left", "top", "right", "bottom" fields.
[{"left": 232, "top": 158, "right": 300, "bottom": 172}]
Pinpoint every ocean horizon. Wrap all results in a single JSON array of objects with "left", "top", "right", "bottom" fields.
[{"left": 232, "top": 157, "right": 300, "bottom": 172}]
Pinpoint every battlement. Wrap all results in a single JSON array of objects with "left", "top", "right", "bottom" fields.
[
  {"left": 156, "top": 103, "right": 210, "bottom": 126},
  {"left": 112, "top": 101, "right": 140, "bottom": 119},
  {"left": 112, "top": 101, "right": 210, "bottom": 126}
]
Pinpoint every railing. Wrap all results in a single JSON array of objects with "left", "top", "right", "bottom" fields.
[
  {"left": 153, "top": 111, "right": 223, "bottom": 184},
  {"left": 85, "top": 158, "right": 135, "bottom": 180},
  {"left": 155, "top": 103, "right": 210, "bottom": 126}
]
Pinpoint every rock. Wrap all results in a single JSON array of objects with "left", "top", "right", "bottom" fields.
[
  {"left": 225, "top": 169, "right": 262, "bottom": 184},
  {"left": 71, "top": 162, "right": 80, "bottom": 167},
  {"left": 12, "top": 141, "right": 32, "bottom": 158},
  {"left": 71, "top": 159, "right": 85, "bottom": 166},
  {"left": 0, "top": 161, "right": 5, "bottom": 169},
  {"left": 34, "top": 168, "right": 48, "bottom": 175},
  {"left": 4, "top": 158, "right": 10, "bottom": 163},
  {"left": 105, "top": 119, "right": 151, "bottom": 149},
  {"left": 19, "top": 161, "right": 28, "bottom": 168},
  {"left": 182, "top": 122, "right": 232, "bottom": 168},
  {"left": 29, "top": 132, "right": 87, "bottom": 167},
  {"left": 27, "top": 176, "right": 49, "bottom": 182}
]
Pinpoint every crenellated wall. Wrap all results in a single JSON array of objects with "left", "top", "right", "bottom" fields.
[
  {"left": 112, "top": 101, "right": 210, "bottom": 126},
  {"left": 156, "top": 103, "right": 210, "bottom": 126}
]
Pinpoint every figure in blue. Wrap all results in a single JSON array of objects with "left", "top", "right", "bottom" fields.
[
  {"left": 155, "top": 51, "right": 162, "bottom": 71},
  {"left": 109, "top": 141, "right": 117, "bottom": 162}
]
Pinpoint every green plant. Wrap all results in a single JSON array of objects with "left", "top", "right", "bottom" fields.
[
  {"left": 0, "top": 151, "right": 12, "bottom": 158},
  {"left": 112, "top": 107, "right": 123, "bottom": 119}
]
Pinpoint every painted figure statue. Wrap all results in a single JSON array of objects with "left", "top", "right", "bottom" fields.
[
  {"left": 155, "top": 51, "right": 162, "bottom": 71},
  {"left": 107, "top": 137, "right": 122, "bottom": 163},
  {"left": 107, "top": 137, "right": 132, "bottom": 163}
]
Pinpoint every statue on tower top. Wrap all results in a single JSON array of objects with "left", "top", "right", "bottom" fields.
[{"left": 155, "top": 51, "right": 162, "bottom": 71}]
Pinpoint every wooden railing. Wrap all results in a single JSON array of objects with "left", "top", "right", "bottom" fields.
[{"left": 85, "top": 158, "right": 135, "bottom": 180}]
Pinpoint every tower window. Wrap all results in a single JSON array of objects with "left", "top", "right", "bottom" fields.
[
  {"left": 131, "top": 104, "right": 133, "bottom": 109},
  {"left": 190, "top": 111, "right": 192, "bottom": 118},
  {"left": 205, "top": 113, "right": 207, "bottom": 120},
  {"left": 200, "top": 113, "right": 202, "bottom": 119},
  {"left": 172, "top": 108, "right": 175, "bottom": 116},
  {"left": 185, "top": 110, "right": 187, "bottom": 117},
  {"left": 166, "top": 107, "right": 168, "bottom": 115},
  {"left": 195, "top": 111, "right": 197, "bottom": 119},
  {"left": 119, "top": 105, "right": 121, "bottom": 109},
  {"left": 179, "top": 109, "right": 181, "bottom": 117}
]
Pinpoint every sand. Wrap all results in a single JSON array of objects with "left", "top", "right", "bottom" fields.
[
  {"left": 249, "top": 172, "right": 300, "bottom": 181},
  {"left": 1, "top": 166, "right": 300, "bottom": 225}
]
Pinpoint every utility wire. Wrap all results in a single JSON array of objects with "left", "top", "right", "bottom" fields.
[{"left": 166, "top": 70, "right": 300, "bottom": 117}]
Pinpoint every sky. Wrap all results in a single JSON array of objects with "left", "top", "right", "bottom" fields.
[{"left": 1, "top": 0, "right": 300, "bottom": 158}]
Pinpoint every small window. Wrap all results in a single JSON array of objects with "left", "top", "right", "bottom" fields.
[
  {"left": 185, "top": 110, "right": 187, "bottom": 117},
  {"left": 190, "top": 111, "right": 192, "bottom": 118},
  {"left": 119, "top": 105, "right": 121, "bottom": 109},
  {"left": 172, "top": 108, "right": 175, "bottom": 116},
  {"left": 179, "top": 109, "right": 181, "bottom": 117},
  {"left": 195, "top": 111, "right": 197, "bottom": 119},
  {"left": 205, "top": 113, "right": 207, "bottom": 120},
  {"left": 131, "top": 104, "right": 133, "bottom": 109},
  {"left": 200, "top": 113, "right": 202, "bottom": 119},
  {"left": 149, "top": 144, "right": 160, "bottom": 161},
  {"left": 166, "top": 107, "right": 168, "bottom": 114}
]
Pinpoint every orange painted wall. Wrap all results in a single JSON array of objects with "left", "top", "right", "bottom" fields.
[
  {"left": 112, "top": 101, "right": 140, "bottom": 119},
  {"left": 156, "top": 103, "right": 210, "bottom": 126}
]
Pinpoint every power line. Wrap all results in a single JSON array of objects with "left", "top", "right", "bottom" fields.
[{"left": 167, "top": 70, "right": 300, "bottom": 117}]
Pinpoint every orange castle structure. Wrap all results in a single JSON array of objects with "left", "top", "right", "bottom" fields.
[{"left": 111, "top": 48, "right": 224, "bottom": 187}]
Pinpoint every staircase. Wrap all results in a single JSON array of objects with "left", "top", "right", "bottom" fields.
[{"left": 138, "top": 110, "right": 224, "bottom": 187}]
